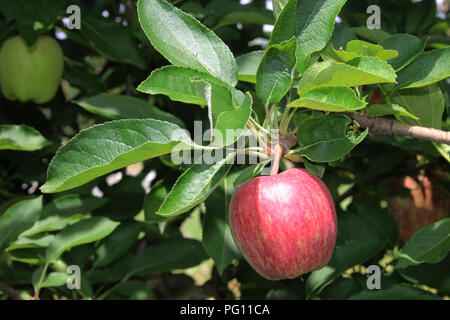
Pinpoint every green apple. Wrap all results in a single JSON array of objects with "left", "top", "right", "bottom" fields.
[{"left": 0, "top": 35, "right": 64, "bottom": 104}]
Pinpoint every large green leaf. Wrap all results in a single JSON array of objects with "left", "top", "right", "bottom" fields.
[
  {"left": 203, "top": 172, "right": 241, "bottom": 275},
  {"left": 93, "top": 221, "right": 143, "bottom": 268},
  {"left": 294, "top": 114, "right": 368, "bottom": 163},
  {"left": 352, "top": 26, "right": 391, "bottom": 43},
  {"left": 157, "top": 152, "right": 235, "bottom": 217},
  {"left": 387, "top": 83, "right": 445, "bottom": 129},
  {"left": 80, "top": 15, "right": 146, "bottom": 69},
  {"left": 45, "top": 217, "right": 120, "bottom": 263},
  {"left": 233, "top": 161, "right": 269, "bottom": 187},
  {"left": 297, "top": 57, "right": 397, "bottom": 95},
  {"left": 0, "top": 125, "right": 51, "bottom": 151},
  {"left": 195, "top": 82, "right": 252, "bottom": 147},
  {"left": 138, "top": 0, "right": 238, "bottom": 87},
  {"left": 21, "top": 195, "right": 108, "bottom": 237},
  {"left": 74, "top": 94, "right": 184, "bottom": 127},
  {"left": 395, "top": 218, "right": 450, "bottom": 269},
  {"left": 256, "top": 37, "right": 297, "bottom": 105},
  {"left": 269, "top": 0, "right": 347, "bottom": 76},
  {"left": 0, "top": 197, "right": 42, "bottom": 251},
  {"left": 138, "top": 66, "right": 225, "bottom": 106},
  {"left": 41, "top": 119, "right": 199, "bottom": 193},
  {"left": 236, "top": 51, "right": 264, "bottom": 84},
  {"left": 127, "top": 238, "right": 208, "bottom": 277},
  {"left": 324, "top": 40, "right": 398, "bottom": 63},
  {"left": 38, "top": 272, "right": 69, "bottom": 289},
  {"left": 289, "top": 86, "right": 366, "bottom": 112},
  {"left": 8, "top": 234, "right": 54, "bottom": 251},
  {"left": 144, "top": 181, "right": 171, "bottom": 223},
  {"left": 379, "top": 34, "right": 427, "bottom": 71},
  {"left": 398, "top": 256, "right": 450, "bottom": 294},
  {"left": 396, "top": 48, "right": 450, "bottom": 89},
  {"left": 213, "top": 93, "right": 252, "bottom": 147}
]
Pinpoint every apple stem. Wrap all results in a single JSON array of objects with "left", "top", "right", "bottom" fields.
[{"left": 270, "top": 144, "right": 283, "bottom": 176}]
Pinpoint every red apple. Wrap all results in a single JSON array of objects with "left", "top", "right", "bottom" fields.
[
  {"left": 229, "top": 168, "right": 337, "bottom": 280},
  {"left": 387, "top": 175, "right": 449, "bottom": 242}
]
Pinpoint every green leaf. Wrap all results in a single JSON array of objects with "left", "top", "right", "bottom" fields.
[
  {"left": 289, "top": 86, "right": 366, "bottom": 112},
  {"left": 319, "top": 277, "right": 364, "bottom": 300},
  {"left": 41, "top": 119, "right": 198, "bottom": 193},
  {"left": 396, "top": 218, "right": 450, "bottom": 269},
  {"left": 306, "top": 210, "right": 386, "bottom": 298},
  {"left": 236, "top": 51, "right": 264, "bottom": 84},
  {"left": 8, "top": 234, "right": 54, "bottom": 251},
  {"left": 39, "top": 272, "right": 69, "bottom": 289},
  {"left": 21, "top": 195, "right": 108, "bottom": 237},
  {"left": 396, "top": 48, "right": 450, "bottom": 89},
  {"left": 387, "top": 83, "right": 445, "bottom": 129},
  {"left": 303, "top": 159, "right": 325, "bottom": 178},
  {"left": 144, "top": 181, "right": 171, "bottom": 223},
  {"left": 297, "top": 57, "right": 397, "bottom": 95},
  {"left": 269, "top": 0, "right": 347, "bottom": 75},
  {"left": 365, "top": 104, "right": 419, "bottom": 120},
  {"left": 214, "top": 9, "right": 274, "bottom": 29},
  {"left": 272, "top": 0, "right": 289, "bottom": 19},
  {"left": 138, "top": 65, "right": 225, "bottom": 106},
  {"left": 157, "top": 152, "right": 235, "bottom": 217},
  {"left": 203, "top": 173, "right": 241, "bottom": 275},
  {"left": 45, "top": 217, "right": 120, "bottom": 263},
  {"left": 15, "top": 0, "right": 62, "bottom": 45},
  {"left": 294, "top": 114, "right": 368, "bottom": 163},
  {"left": 195, "top": 82, "right": 252, "bottom": 147},
  {"left": 379, "top": 34, "right": 427, "bottom": 71},
  {"left": 138, "top": 0, "right": 238, "bottom": 87},
  {"left": 213, "top": 94, "right": 252, "bottom": 147},
  {"left": 256, "top": 37, "right": 297, "bottom": 105},
  {"left": 398, "top": 256, "right": 450, "bottom": 294},
  {"left": 74, "top": 94, "right": 184, "bottom": 127},
  {"left": 330, "top": 24, "right": 356, "bottom": 51},
  {"left": 233, "top": 161, "right": 269, "bottom": 187},
  {"left": 0, "top": 125, "right": 52, "bottom": 151},
  {"left": 352, "top": 26, "right": 391, "bottom": 43},
  {"left": 93, "top": 221, "right": 143, "bottom": 268},
  {"left": 348, "top": 284, "right": 441, "bottom": 300},
  {"left": 0, "top": 197, "right": 42, "bottom": 251},
  {"left": 127, "top": 238, "right": 208, "bottom": 277},
  {"left": 80, "top": 15, "right": 146, "bottom": 69},
  {"left": 325, "top": 40, "right": 398, "bottom": 63},
  {"left": 346, "top": 40, "right": 398, "bottom": 61}
]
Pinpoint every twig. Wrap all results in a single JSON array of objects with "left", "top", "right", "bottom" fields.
[
  {"left": 346, "top": 113, "right": 450, "bottom": 145},
  {"left": 0, "top": 282, "right": 23, "bottom": 300}
]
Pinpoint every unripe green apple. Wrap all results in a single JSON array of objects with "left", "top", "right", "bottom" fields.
[{"left": 0, "top": 35, "right": 64, "bottom": 104}]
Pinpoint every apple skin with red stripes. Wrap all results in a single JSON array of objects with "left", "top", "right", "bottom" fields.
[{"left": 229, "top": 168, "right": 337, "bottom": 280}]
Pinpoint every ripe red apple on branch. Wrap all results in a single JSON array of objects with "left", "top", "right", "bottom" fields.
[
  {"left": 229, "top": 168, "right": 337, "bottom": 280},
  {"left": 387, "top": 174, "right": 450, "bottom": 242}
]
